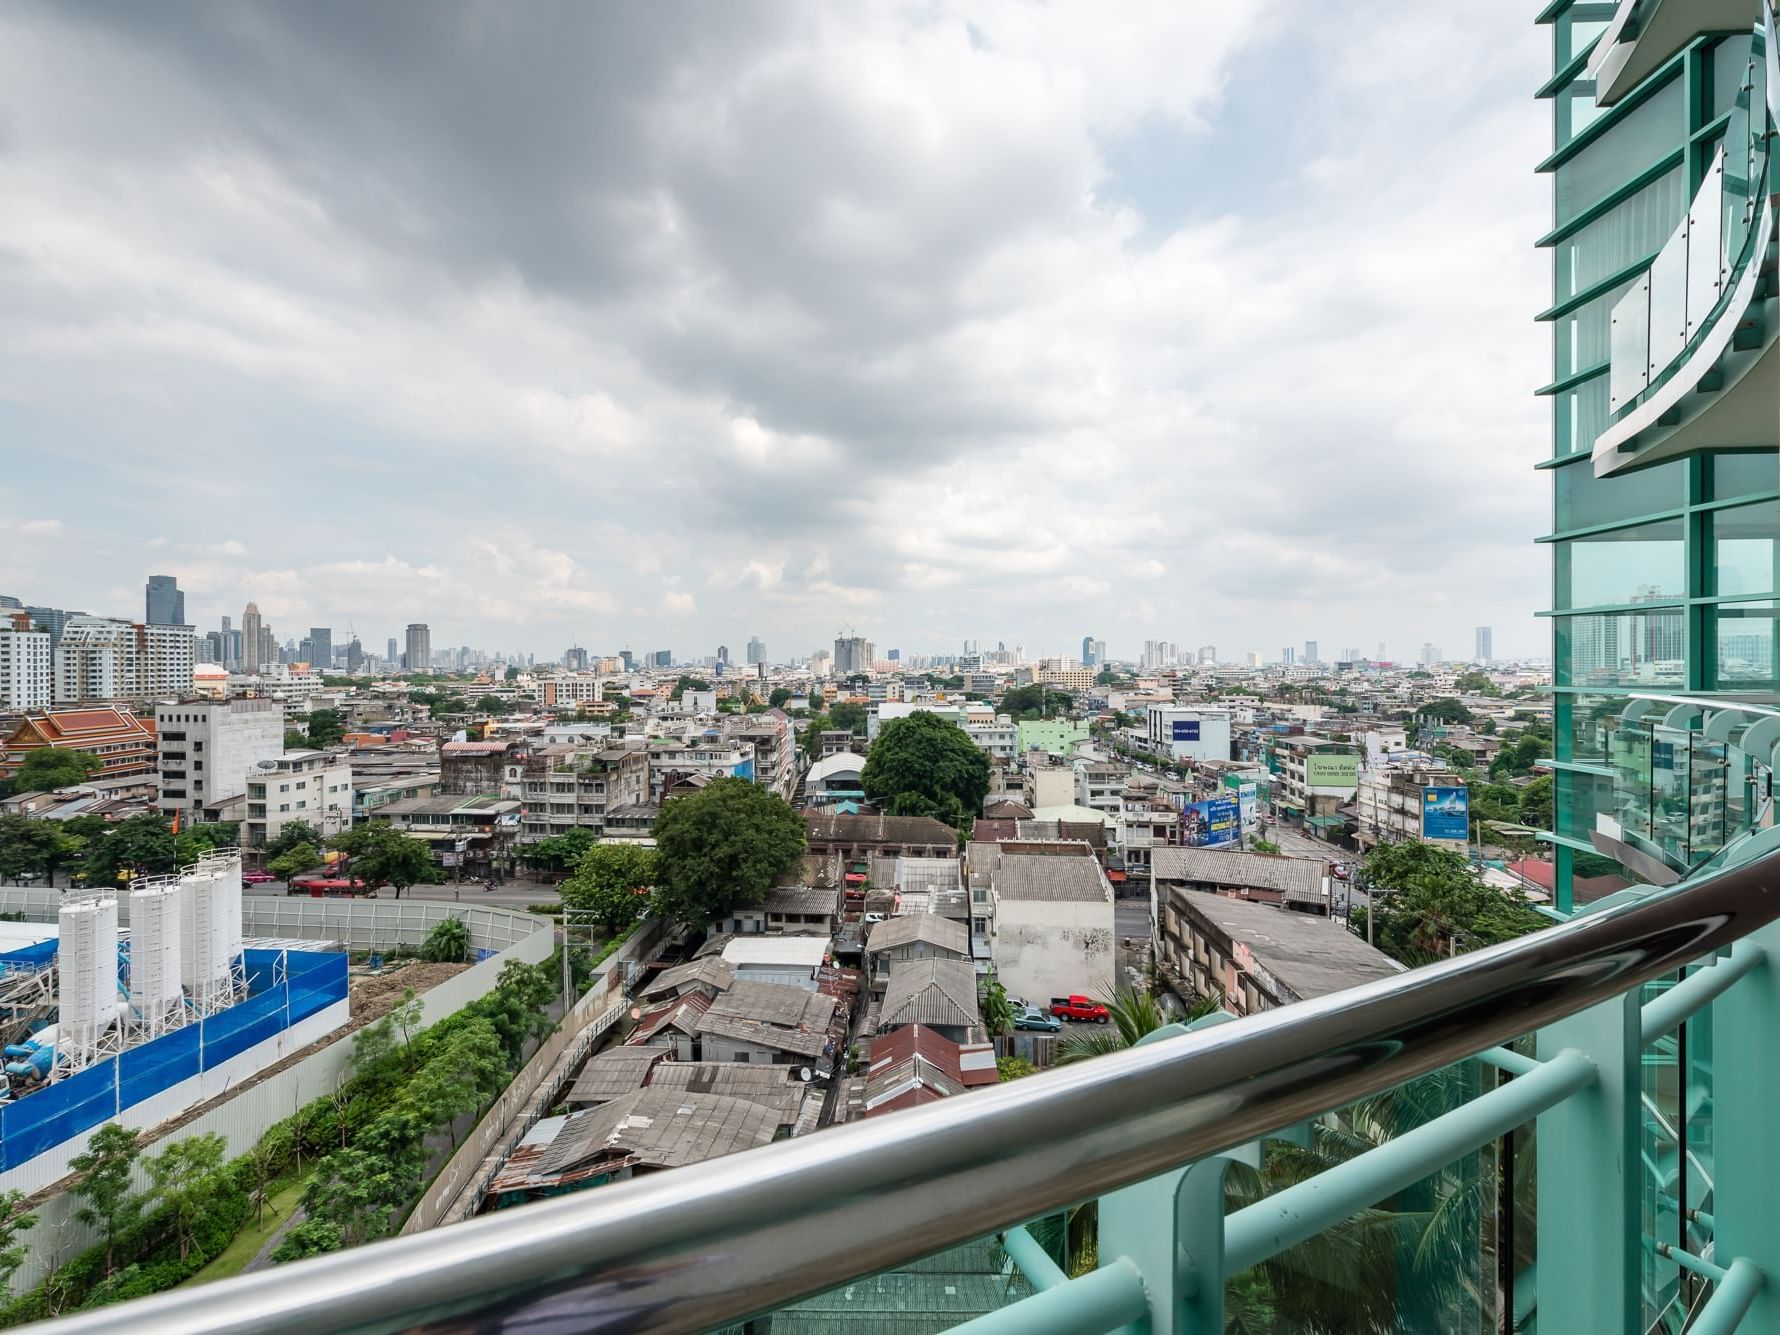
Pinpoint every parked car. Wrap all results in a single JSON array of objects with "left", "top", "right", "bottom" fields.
[
  {"left": 1013, "top": 1006, "right": 1062, "bottom": 1033},
  {"left": 241, "top": 870, "right": 277, "bottom": 884},
  {"left": 864, "top": 912, "right": 887, "bottom": 924},
  {"left": 1050, "top": 995, "right": 1111, "bottom": 1024}
]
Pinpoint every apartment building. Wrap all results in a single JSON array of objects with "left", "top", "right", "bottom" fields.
[
  {"left": 1268, "top": 735, "right": 1361, "bottom": 830},
  {"left": 1353, "top": 760, "right": 1470, "bottom": 852},
  {"left": 1143, "top": 706, "right": 1233, "bottom": 763},
  {"left": 53, "top": 616, "right": 193, "bottom": 705},
  {"left": 155, "top": 697, "right": 285, "bottom": 822},
  {"left": 0, "top": 612, "right": 51, "bottom": 710},
  {"left": 518, "top": 745, "right": 649, "bottom": 843},
  {"left": 244, "top": 750, "right": 354, "bottom": 851}
]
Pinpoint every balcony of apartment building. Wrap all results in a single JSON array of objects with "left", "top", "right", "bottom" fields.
[{"left": 1573, "top": 5, "right": 1775, "bottom": 479}]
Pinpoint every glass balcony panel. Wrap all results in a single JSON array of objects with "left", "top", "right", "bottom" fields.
[
  {"left": 1713, "top": 35, "right": 1756, "bottom": 119},
  {"left": 1554, "top": 77, "right": 1685, "bottom": 225},
  {"left": 1685, "top": 152, "right": 1724, "bottom": 342},
  {"left": 1648, "top": 725, "right": 1693, "bottom": 864},
  {"left": 1554, "top": 454, "right": 1684, "bottom": 529},
  {"left": 1563, "top": 692, "right": 1626, "bottom": 764},
  {"left": 1553, "top": 375, "right": 1612, "bottom": 457},
  {"left": 1557, "top": 277, "right": 1639, "bottom": 378},
  {"left": 1712, "top": 601, "right": 1780, "bottom": 689},
  {"left": 1555, "top": 166, "right": 1685, "bottom": 301},
  {"left": 1709, "top": 500, "right": 1779, "bottom": 597},
  {"left": 1609, "top": 275, "right": 1651, "bottom": 412},
  {"left": 1643, "top": 217, "right": 1688, "bottom": 380},
  {"left": 1605, "top": 717, "right": 1654, "bottom": 843},
  {"left": 1556, "top": 609, "right": 1686, "bottom": 689},
  {"left": 1557, "top": 517, "right": 1685, "bottom": 608}
]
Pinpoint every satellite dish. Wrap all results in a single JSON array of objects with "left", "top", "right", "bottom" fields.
[
  {"left": 799, "top": 1067, "right": 812, "bottom": 1083},
  {"left": 256, "top": 760, "right": 280, "bottom": 770}
]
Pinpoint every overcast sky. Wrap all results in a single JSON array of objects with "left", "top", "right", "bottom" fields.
[{"left": 0, "top": 2, "right": 1552, "bottom": 665}]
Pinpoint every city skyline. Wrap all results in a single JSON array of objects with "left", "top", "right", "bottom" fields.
[{"left": 0, "top": 3, "right": 1549, "bottom": 664}]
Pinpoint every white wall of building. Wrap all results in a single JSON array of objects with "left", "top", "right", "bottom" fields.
[
  {"left": 156, "top": 698, "right": 286, "bottom": 816},
  {"left": 0, "top": 626, "right": 51, "bottom": 710},
  {"left": 990, "top": 896, "right": 1114, "bottom": 1005},
  {"left": 1144, "top": 707, "right": 1233, "bottom": 762}
]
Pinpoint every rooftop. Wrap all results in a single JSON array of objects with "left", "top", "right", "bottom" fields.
[
  {"left": 866, "top": 914, "right": 971, "bottom": 957},
  {"left": 991, "top": 851, "right": 1110, "bottom": 904},
  {"left": 534, "top": 1088, "right": 784, "bottom": 1178},
  {"left": 720, "top": 936, "right": 830, "bottom": 969},
  {"left": 705, "top": 980, "right": 838, "bottom": 1032},
  {"left": 879, "top": 958, "right": 980, "bottom": 1031},
  {"left": 1151, "top": 847, "right": 1324, "bottom": 905},
  {"left": 1173, "top": 890, "right": 1404, "bottom": 1002}
]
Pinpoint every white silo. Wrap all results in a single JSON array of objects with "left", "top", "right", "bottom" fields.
[
  {"left": 129, "top": 882, "right": 186, "bottom": 1039},
  {"left": 56, "top": 897, "right": 120, "bottom": 1072},
  {"left": 179, "top": 869, "right": 232, "bottom": 1014}
]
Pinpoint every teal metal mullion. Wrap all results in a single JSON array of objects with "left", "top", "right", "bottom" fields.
[{"left": 1687, "top": 456, "right": 1710, "bottom": 692}]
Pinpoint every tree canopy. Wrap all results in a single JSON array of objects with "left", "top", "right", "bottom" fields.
[
  {"left": 560, "top": 843, "right": 657, "bottom": 934},
  {"left": 827, "top": 701, "right": 868, "bottom": 735},
  {"left": 1418, "top": 698, "right": 1472, "bottom": 725},
  {"left": 80, "top": 811, "right": 178, "bottom": 886},
  {"left": 1353, "top": 842, "right": 1546, "bottom": 967},
  {"left": 0, "top": 814, "right": 83, "bottom": 884},
  {"left": 12, "top": 746, "right": 100, "bottom": 794},
  {"left": 329, "top": 823, "right": 438, "bottom": 898},
  {"left": 651, "top": 778, "right": 804, "bottom": 925},
  {"left": 860, "top": 711, "right": 989, "bottom": 828},
  {"left": 999, "top": 685, "right": 1073, "bottom": 720}
]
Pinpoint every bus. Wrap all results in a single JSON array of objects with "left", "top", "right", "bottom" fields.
[{"left": 288, "top": 875, "right": 375, "bottom": 898}]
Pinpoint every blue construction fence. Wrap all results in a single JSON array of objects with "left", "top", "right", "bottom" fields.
[{"left": 0, "top": 948, "right": 347, "bottom": 1173}]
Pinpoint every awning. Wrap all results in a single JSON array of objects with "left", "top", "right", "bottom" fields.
[
  {"left": 1106, "top": 871, "right": 1128, "bottom": 883},
  {"left": 1304, "top": 815, "right": 1347, "bottom": 829},
  {"left": 844, "top": 873, "right": 867, "bottom": 884}
]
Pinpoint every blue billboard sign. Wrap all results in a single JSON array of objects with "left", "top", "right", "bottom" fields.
[
  {"left": 1183, "top": 797, "right": 1240, "bottom": 848},
  {"left": 1421, "top": 786, "right": 1470, "bottom": 841},
  {"left": 1237, "top": 781, "right": 1259, "bottom": 830},
  {"left": 1171, "top": 719, "right": 1200, "bottom": 742}
]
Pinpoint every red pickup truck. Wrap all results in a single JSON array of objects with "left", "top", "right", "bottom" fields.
[{"left": 1050, "top": 995, "right": 1111, "bottom": 1024}]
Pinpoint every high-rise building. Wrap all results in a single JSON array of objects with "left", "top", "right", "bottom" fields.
[
  {"left": 53, "top": 617, "right": 192, "bottom": 704},
  {"left": 155, "top": 697, "right": 283, "bottom": 820},
  {"left": 0, "top": 611, "right": 52, "bottom": 709},
  {"left": 1475, "top": 626, "right": 1494, "bottom": 664},
  {"left": 563, "top": 646, "right": 589, "bottom": 671},
  {"left": 1081, "top": 635, "right": 1098, "bottom": 667},
  {"left": 1539, "top": 7, "right": 1777, "bottom": 912},
  {"left": 1376, "top": 641, "right": 1386, "bottom": 663},
  {"left": 1304, "top": 640, "right": 1319, "bottom": 665},
  {"left": 387, "top": 637, "right": 398, "bottom": 665},
  {"left": 242, "top": 602, "right": 264, "bottom": 674},
  {"left": 620, "top": 649, "right": 636, "bottom": 672},
  {"left": 405, "top": 623, "right": 431, "bottom": 674},
  {"left": 308, "top": 628, "right": 333, "bottom": 672},
  {"left": 24, "top": 605, "right": 81, "bottom": 654},
  {"left": 144, "top": 575, "right": 184, "bottom": 627},
  {"left": 886, "top": 648, "right": 900, "bottom": 662},
  {"left": 746, "top": 636, "right": 765, "bottom": 666},
  {"left": 833, "top": 636, "right": 874, "bottom": 675},
  {"left": 346, "top": 638, "right": 364, "bottom": 671},
  {"left": 652, "top": 649, "right": 672, "bottom": 668},
  {"left": 1281, "top": 647, "right": 1296, "bottom": 666}
]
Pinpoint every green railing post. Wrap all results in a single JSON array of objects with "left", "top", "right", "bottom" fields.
[
  {"left": 1707, "top": 925, "right": 1778, "bottom": 1329},
  {"left": 1536, "top": 990, "right": 1640, "bottom": 1331}
]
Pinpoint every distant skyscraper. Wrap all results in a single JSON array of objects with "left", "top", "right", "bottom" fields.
[
  {"left": 620, "top": 649, "right": 636, "bottom": 672},
  {"left": 242, "top": 602, "right": 264, "bottom": 673},
  {"left": 746, "top": 636, "right": 765, "bottom": 666},
  {"left": 386, "top": 637, "right": 398, "bottom": 665},
  {"left": 887, "top": 648, "right": 900, "bottom": 662},
  {"left": 308, "top": 628, "right": 333, "bottom": 671},
  {"left": 833, "top": 636, "right": 874, "bottom": 675},
  {"left": 405, "top": 623, "right": 431, "bottom": 673},
  {"left": 563, "top": 646, "right": 589, "bottom": 671},
  {"left": 1282, "top": 647, "right": 1296, "bottom": 666},
  {"left": 1304, "top": 640, "right": 1319, "bottom": 665},
  {"left": 1474, "top": 626, "right": 1494, "bottom": 664},
  {"left": 716, "top": 644, "right": 729, "bottom": 665},
  {"left": 1081, "top": 635, "right": 1098, "bottom": 667},
  {"left": 652, "top": 649, "right": 672, "bottom": 668},
  {"left": 1377, "top": 641, "right": 1386, "bottom": 662},
  {"left": 145, "top": 575, "right": 184, "bottom": 627},
  {"left": 346, "top": 638, "right": 364, "bottom": 671}
]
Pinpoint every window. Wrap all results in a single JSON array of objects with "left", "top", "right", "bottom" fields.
[
  {"left": 1555, "top": 609, "right": 1686, "bottom": 687},
  {"left": 1554, "top": 456, "right": 1685, "bottom": 531},
  {"left": 1710, "top": 502, "right": 1778, "bottom": 597},
  {"left": 1713, "top": 602, "right": 1780, "bottom": 689},
  {"left": 1553, "top": 78, "right": 1685, "bottom": 225},
  {"left": 1709, "top": 452, "right": 1778, "bottom": 501},
  {"left": 1556, "top": 518, "right": 1685, "bottom": 608},
  {"left": 279, "top": 803, "right": 290, "bottom": 812},
  {"left": 732, "top": 1052, "right": 749, "bottom": 1063}
]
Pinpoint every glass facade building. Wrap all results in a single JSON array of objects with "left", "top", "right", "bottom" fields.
[{"left": 1541, "top": 1, "right": 1777, "bottom": 911}]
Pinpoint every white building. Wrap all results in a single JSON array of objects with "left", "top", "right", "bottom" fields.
[
  {"left": 964, "top": 717, "right": 1017, "bottom": 761},
  {"left": 156, "top": 698, "right": 286, "bottom": 822},
  {"left": 868, "top": 702, "right": 965, "bottom": 742},
  {"left": 226, "top": 663, "right": 326, "bottom": 704},
  {"left": 0, "top": 612, "right": 51, "bottom": 710},
  {"left": 54, "top": 616, "right": 193, "bottom": 706},
  {"left": 1143, "top": 706, "right": 1232, "bottom": 763},
  {"left": 981, "top": 844, "right": 1114, "bottom": 1004},
  {"left": 244, "top": 749, "right": 354, "bottom": 851}
]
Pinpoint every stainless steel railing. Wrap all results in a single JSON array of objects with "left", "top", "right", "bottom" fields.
[{"left": 35, "top": 839, "right": 1780, "bottom": 1335}]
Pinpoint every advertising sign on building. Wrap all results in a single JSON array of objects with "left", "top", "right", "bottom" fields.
[
  {"left": 1238, "top": 782, "right": 1259, "bottom": 830},
  {"left": 1421, "top": 786, "right": 1470, "bottom": 842},
  {"left": 1171, "top": 719, "right": 1201, "bottom": 741},
  {"left": 1182, "top": 797, "right": 1240, "bottom": 848},
  {"left": 1304, "top": 753, "right": 1360, "bottom": 789}
]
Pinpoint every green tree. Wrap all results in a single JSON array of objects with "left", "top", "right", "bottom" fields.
[
  {"left": 304, "top": 709, "right": 347, "bottom": 748},
  {"left": 1056, "top": 987, "right": 1224, "bottom": 1065},
  {"left": 1353, "top": 842, "right": 1546, "bottom": 966},
  {"left": 996, "top": 1056, "right": 1037, "bottom": 1081},
  {"left": 474, "top": 694, "right": 510, "bottom": 715},
  {"left": 69, "top": 1123, "right": 141, "bottom": 1276},
  {"left": 1516, "top": 774, "right": 1553, "bottom": 831},
  {"left": 1419, "top": 699, "right": 1472, "bottom": 725},
  {"left": 419, "top": 914, "right": 470, "bottom": 963},
  {"left": 1250, "top": 838, "right": 1281, "bottom": 854},
  {"left": 288, "top": 1147, "right": 412, "bottom": 1252},
  {"left": 1000, "top": 685, "right": 1073, "bottom": 721},
  {"left": 329, "top": 822, "right": 437, "bottom": 898},
  {"left": 560, "top": 843, "right": 657, "bottom": 934},
  {"left": 0, "top": 1191, "right": 34, "bottom": 1291},
  {"left": 0, "top": 814, "right": 82, "bottom": 884},
  {"left": 669, "top": 675, "right": 712, "bottom": 701},
  {"left": 768, "top": 687, "right": 793, "bottom": 708},
  {"left": 283, "top": 728, "right": 310, "bottom": 748},
  {"left": 267, "top": 841, "right": 322, "bottom": 882},
  {"left": 980, "top": 972, "right": 1017, "bottom": 1037},
  {"left": 651, "top": 778, "right": 804, "bottom": 925},
  {"left": 264, "top": 819, "right": 319, "bottom": 861},
  {"left": 828, "top": 701, "right": 868, "bottom": 735},
  {"left": 143, "top": 1133, "right": 228, "bottom": 1262},
  {"left": 859, "top": 711, "right": 990, "bottom": 828},
  {"left": 81, "top": 811, "right": 178, "bottom": 886},
  {"left": 1454, "top": 670, "right": 1500, "bottom": 696},
  {"left": 12, "top": 747, "right": 101, "bottom": 793}
]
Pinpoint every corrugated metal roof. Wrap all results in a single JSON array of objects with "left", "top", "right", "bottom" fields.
[
  {"left": 706, "top": 980, "right": 837, "bottom": 1031},
  {"left": 991, "top": 852, "right": 1109, "bottom": 903},
  {"left": 565, "top": 1046, "right": 670, "bottom": 1107},
  {"left": 879, "top": 958, "right": 980, "bottom": 1031},
  {"left": 535, "top": 1089, "right": 782, "bottom": 1177},
  {"left": 865, "top": 914, "right": 970, "bottom": 958},
  {"left": 1151, "top": 847, "right": 1323, "bottom": 903}
]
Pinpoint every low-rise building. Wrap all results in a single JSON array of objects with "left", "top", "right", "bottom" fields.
[
  {"left": 374, "top": 793, "right": 522, "bottom": 878},
  {"left": 1268, "top": 735, "right": 1361, "bottom": 831},
  {"left": 803, "top": 812, "right": 958, "bottom": 861},
  {"left": 877, "top": 958, "right": 981, "bottom": 1043},
  {"left": 978, "top": 841, "right": 1114, "bottom": 1005},
  {"left": 719, "top": 936, "right": 830, "bottom": 991},
  {"left": 1144, "top": 706, "right": 1233, "bottom": 763},
  {"left": 244, "top": 749, "right": 353, "bottom": 850},
  {"left": 1354, "top": 760, "right": 1470, "bottom": 852},
  {"left": 0, "top": 706, "right": 158, "bottom": 784},
  {"left": 865, "top": 915, "right": 972, "bottom": 997},
  {"left": 859, "top": 1024, "right": 997, "bottom": 1118},
  {"left": 1155, "top": 889, "right": 1402, "bottom": 1016},
  {"left": 693, "top": 980, "right": 841, "bottom": 1068},
  {"left": 1151, "top": 847, "right": 1326, "bottom": 915},
  {"left": 518, "top": 745, "right": 649, "bottom": 843},
  {"left": 804, "top": 751, "right": 866, "bottom": 807}
]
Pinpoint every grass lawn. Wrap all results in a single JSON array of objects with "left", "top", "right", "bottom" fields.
[{"left": 182, "top": 1176, "right": 308, "bottom": 1287}]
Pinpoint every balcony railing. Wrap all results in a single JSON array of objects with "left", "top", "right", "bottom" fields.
[
  {"left": 36, "top": 814, "right": 1780, "bottom": 1334},
  {"left": 1596, "top": 13, "right": 1775, "bottom": 468}
]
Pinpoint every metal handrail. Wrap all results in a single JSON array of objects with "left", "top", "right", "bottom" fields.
[{"left": 36, "top": 842, "right": 1780, "bottom": 1335}]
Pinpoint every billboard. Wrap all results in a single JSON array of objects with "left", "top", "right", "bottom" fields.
[
  {"left": 1171, "top": 719, "right": 1201, "bottom": 742},
  {"left": 1421, "top": 786, "right": 1470, "bottom": 841},
  {"left": 1182, "top": 797, "right": 1240, "bottom": 848},
  {"left": 1238, "top": 781, "right": 1259, "bottom": 830},
  {"left": 1305, "top": 753, "right": 1360, "bottom": 789}
]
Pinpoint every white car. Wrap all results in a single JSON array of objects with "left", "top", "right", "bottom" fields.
[{"left": 864, "top": 912, "right": 886, "bottom": 924}]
